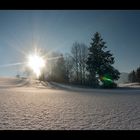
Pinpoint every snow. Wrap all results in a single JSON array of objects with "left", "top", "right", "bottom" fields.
[
  {"left": 0, "top": 77, "right": 140, "bottom": 130},
  {"left": 119, "top": 83, "right": 140, "bottom": 88}
]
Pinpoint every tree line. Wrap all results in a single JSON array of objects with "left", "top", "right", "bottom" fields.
[
  {"left": 128, "top": 67, "right": 140, "bottom": 83},
  {"left": 39, "top": 32, "right": 120, "bottom": 88}
]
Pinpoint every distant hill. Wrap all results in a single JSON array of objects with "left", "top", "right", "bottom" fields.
[{"left": 116, "top": 72, "right": 129, "bottom": 84}]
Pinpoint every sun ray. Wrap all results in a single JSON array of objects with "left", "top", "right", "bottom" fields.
[
  {"left": 46, "top": 56, "right": 63, "bottom": 61},
  {"left": 0, "top": 62, "right": 26, "bottom": 68}
]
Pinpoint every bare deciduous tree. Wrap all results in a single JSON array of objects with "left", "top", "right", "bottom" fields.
[{"left": 71, "top": 42, "right": 88, "bottom": 85}]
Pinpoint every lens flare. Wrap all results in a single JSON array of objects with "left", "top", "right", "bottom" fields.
[
  {"left": 27, "top": 54, "right": 45, "bottom": 78},
  {"left": 102, "top": 76, "right": 112, "bottom": 82}
]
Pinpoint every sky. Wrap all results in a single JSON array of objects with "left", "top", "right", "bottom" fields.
[{"left": 0, "top": 10, "right": 140, "bottom": 76}]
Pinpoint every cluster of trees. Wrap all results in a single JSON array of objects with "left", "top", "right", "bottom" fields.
[
  {"left": 128, "top": 67, "right": 140, "bottom": 83},
  {"left": 18, "top": 32, "right": 120, "bottom": 88},
  {"left": 44, "top": 32, "right": 120, "bottom": 88}
]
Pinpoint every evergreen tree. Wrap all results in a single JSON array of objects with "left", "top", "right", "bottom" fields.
[{"left": 86, "top": 32, "right": 120, "bottom": 88}]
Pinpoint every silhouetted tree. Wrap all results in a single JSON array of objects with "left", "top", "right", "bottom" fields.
[
  {"left": 128, "top": 70, "right": 137, "bottom": 83},
  {"left": 71, "top": 42, "right": 80, "bottom": 84},
  {"left": 71, "top": 42, "right": 88, "bottom": 85},
  {"left": 136, "top": 67, "right": 140, "bottom": 83},
  {"left": 78, "top": 43, "right": 88, "bottom": 85},
  {"left": 64, "top": 53, "right": 73, "bottom": 83},
  {"left": 86, "top": 32, "right": 120, "bottom": 88},
  {"left": 52, "top": 54, "right": 67, "bottom": 83},
  {"left": 39, "top": 68, "right": 45, "bottom": 81},
  {"left": 47, "top": 52, "right": 62, "bottom": 81}
]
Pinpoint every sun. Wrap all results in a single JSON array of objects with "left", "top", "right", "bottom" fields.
[{"left": 27, "top": 54, "right": 45, "bottom": 78}]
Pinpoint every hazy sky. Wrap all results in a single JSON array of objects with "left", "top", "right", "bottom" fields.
[{"left": 0, "top": 10, "right": 140, "bottom": 76}]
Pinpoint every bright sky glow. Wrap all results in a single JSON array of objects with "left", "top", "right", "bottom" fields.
[{"left": 27, "top": 54, "right": 45, "bottom": 78}]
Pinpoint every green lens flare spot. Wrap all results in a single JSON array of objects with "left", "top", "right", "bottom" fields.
[{"left": 101, "top": 75, "right": 113, "bottom": 83}]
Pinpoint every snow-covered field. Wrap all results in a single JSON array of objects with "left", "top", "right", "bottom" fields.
[
  {"left": 0, "top": 77, "right": 140, "bottom": 130},
  {"left": 119, "top": 82, "right": 140, "bottom": 88}
]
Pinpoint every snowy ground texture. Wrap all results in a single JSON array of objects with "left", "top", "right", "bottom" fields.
[{"left": 0, "top": 77, "right": 140, "bottom": 130}]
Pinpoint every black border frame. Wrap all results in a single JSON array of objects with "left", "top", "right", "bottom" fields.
[{"left": 0, "top": 0, "right": 140, "bottom": 139}]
